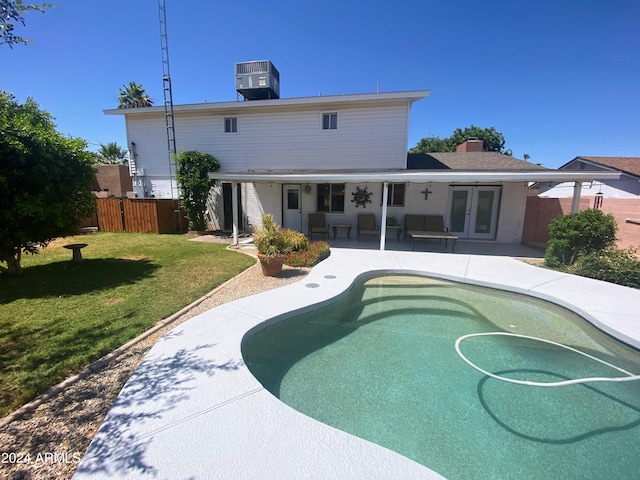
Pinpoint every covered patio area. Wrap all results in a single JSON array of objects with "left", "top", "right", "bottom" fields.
[{"left": 211, "top": 169, "right": 621, "bottom": 252}]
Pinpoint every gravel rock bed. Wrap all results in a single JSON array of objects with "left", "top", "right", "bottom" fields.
[{"left": 0, "top": 248, "right": 309, "bottom": 480}]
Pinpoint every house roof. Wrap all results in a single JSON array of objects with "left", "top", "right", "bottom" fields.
[
  {"left": 407, "top": 152, "right": 547, "bottom": 172},
  {"left": 212, "top": 153, "right": 617, "bottom": 183},
  {"left": 569, "top": 156, "right": 640, "bottom": 178},
  {"left": 103, "top": 90, "right": 431, "bottom": 116}
]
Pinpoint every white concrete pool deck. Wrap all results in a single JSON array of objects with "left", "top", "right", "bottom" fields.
[{"left": 73, "top": 249, "right": 640, "bottom": 480}]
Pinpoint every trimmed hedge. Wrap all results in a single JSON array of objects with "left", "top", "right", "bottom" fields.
[{"left": 566, "top": 248, "right": 640, "bottom": 289}]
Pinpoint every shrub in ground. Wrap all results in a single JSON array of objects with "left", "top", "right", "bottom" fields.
[
  {"left": 545, "top": 209, "right": 617, "bottom": 268},
  {"left": 284, "top": 241, "right": 330, "bottom": 267},
  {"left": 566, "top": 248, "right": 640, "bottom": 289}
]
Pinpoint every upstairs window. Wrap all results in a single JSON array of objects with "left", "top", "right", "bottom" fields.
[
  {"left": 317, "top": 183, "right": 345, "bottom": 212},
  {"left": 224, "top": 117, "right": 238, "bottom": 133},
  {"left": 322, "top": 112, "right": 338, "bottom": 130}
]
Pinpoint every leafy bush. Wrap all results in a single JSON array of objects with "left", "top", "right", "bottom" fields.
[
  {"left": 566, "top": 248, "right": 640, "bottom": 289},
  {"left": 545, "top": 209, "right": 617, "bottom": 268},
  {"left": 284, "top": 241, "right": 330, "bottom": 267}
]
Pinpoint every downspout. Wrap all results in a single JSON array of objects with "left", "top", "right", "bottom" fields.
[
  {"left": 380, "top": 181, "right": 389, "bottom": 251},
  {"left": 571, "top": 182, "right": 582, "bottom": 213}
]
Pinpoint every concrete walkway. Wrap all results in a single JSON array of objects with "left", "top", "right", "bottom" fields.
[{"left": 73, "top": 249, "right": 640, "bottom": 480}]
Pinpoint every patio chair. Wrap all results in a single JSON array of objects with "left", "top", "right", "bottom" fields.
[
  {"left": 357, "top": 214, "right": 379, "bottom": 241},
  {"left": 308, "top": 213, "right": 329, "bottom": 239}
]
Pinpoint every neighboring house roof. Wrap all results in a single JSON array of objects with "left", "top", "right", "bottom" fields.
[
  {"left": 565, "top": 156, "right": 640, "bottom": 179},
  {"left": 407, "top": 152, "right": 548, "bottom": 171}
]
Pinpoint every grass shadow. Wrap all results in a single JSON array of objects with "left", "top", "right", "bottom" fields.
[{"left": 0, "top": 258, "right": 160, "bottom": 303}]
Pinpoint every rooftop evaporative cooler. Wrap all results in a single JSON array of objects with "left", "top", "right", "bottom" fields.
[{"left": 235, "top": 60, "right": 280, "bottom": 100}]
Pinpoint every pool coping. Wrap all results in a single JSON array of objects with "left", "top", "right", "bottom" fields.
[{"left": 73, "top": 249, "right": 640, "bottom": 479}]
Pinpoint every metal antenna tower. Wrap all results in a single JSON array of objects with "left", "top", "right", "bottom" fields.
[{"left": 158, "top": 0, "right": 181, "bottom": 231}]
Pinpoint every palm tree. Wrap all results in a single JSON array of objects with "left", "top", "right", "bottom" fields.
[
  {"left": 97, "top": 142, "right": 128, "bottom": 164},
  {"left": 117, "top": 81, "right": 154, "bottom": 108}
]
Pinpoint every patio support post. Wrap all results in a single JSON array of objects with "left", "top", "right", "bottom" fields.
[
  {"left": 380, "top": 181, "right": 389, "bottom": 251},
  {"left": 232, "top": 181, "right": 239, "bottom": 245},
  {"left": 571, "top": 181, "right": 582, "bottom": 214}
]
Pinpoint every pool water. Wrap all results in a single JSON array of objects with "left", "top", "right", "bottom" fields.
[{"left": 242, "top": 275, "right": 640, "bottom": 479}]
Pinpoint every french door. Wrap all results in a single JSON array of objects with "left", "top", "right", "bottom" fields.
[
  {"left": 448, "top": 186, "right": 501, "bottom": 239},
  {"left": 283, "top": 184, "right": 302, "bottom": 232}
]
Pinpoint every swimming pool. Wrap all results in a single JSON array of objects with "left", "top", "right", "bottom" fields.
[
  {"left": 74, "top": 249, "right": 640, "bottom": 480},
  {"left": 243, "top": 274, "right": 640, "bottom": 479}
]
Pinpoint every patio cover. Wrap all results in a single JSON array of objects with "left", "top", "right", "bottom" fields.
[{"left": 209, "top": 169, "right": 621, "bottom": 249}]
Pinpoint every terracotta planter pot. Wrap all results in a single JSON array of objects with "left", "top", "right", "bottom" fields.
[{"left": 257, "top": 254, "right": 284, "bottom": 277}]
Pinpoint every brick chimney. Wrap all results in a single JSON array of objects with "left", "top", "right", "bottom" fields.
[{"left": 456, "top": 138, "right": 484, "bottom": 152}]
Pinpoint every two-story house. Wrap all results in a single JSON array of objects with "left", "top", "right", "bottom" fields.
[{"left": 104, "top": 61, "right": 619, "bottom": 249}]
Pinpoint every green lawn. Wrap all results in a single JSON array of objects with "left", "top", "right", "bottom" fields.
[{"left": 0, "top": 233, "right": 255, "bottom": 417}]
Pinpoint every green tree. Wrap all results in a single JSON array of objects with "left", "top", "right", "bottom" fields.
[
  {"left": 174, "top": 150, "right": 220, "bottom": 231},
  {"left": 1, "top": 0, "right": 52, "bottom": 47},
  {"left": 117, "top": 81, "right": 154, "bottom": 109},
  {"left": 409, "top": 136, "right": 447, "bottom": 154},
  {"left": 447, "top": 126, "right": 507, "bottom": 153},
  {"left": 410, "top": 125, "right": 509, "bottom": 154},
  {"left": 0, "top": 93, "right": 97, "bottom": 275},
  {"left": 96, "top": 141, "right": 127, "bottom": 164}
]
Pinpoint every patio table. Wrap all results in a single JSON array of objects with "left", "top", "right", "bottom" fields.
[
  {"left": 407, "top": 230, "right": 457, "bottom": 252},
  {"left": 332, "top": 223, "right": 352, "bottom": 240}
]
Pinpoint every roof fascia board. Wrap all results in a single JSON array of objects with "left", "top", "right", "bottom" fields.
[
  {"left": 208, "top": 171, "right": 621, "bottom": 183},
  {"left": 103, "top": 90, "right": 431, "bottom": 116}
]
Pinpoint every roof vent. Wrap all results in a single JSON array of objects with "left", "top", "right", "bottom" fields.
[{"left": 235, "top": 60, "right": 280, "bottom": 100}]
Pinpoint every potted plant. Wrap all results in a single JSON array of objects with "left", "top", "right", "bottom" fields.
[{"left": 252, "top": 214, "right": 307, "bottom": 276}]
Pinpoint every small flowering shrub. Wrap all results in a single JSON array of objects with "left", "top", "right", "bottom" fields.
[{"left": 284, "top": 241, "right": 330, "bottom": 267}]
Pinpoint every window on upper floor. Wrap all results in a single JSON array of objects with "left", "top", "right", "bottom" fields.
[
  {"left": 224, "top": 117, "right": 238, "bottom": 133},
  {"left": 317, "top": 183, "right": 345, "bottom": 212},
  {"left": 322, "top": 112, "right": 338, "bottom": 130}
]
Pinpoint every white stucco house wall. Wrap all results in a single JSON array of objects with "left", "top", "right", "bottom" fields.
[{"left": 104, "top": 75, "right": 619, "bottom": 248}]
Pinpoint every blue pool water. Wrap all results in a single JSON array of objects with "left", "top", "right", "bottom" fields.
[{"left": 242, "top": 275, "right": 640, "bottom": 479}]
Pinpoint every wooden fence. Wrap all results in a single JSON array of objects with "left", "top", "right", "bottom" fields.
[
  {"left": 522, "top": 196, "right": 640, "bottom": 249},
  {"left": 92, "top": 198, "right": 188, "bottom": 234}
]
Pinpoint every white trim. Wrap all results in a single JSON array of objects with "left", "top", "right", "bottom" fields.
[
  {"left": 210, "top": 170, "right": 621, "bottom": 184},
  {"left": 104, "top": 90, "right": 431, "bottom": 116}
]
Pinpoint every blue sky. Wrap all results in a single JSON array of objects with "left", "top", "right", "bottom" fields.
[{"left": 2, "top": 0, "right": 638, "bottom": 168}]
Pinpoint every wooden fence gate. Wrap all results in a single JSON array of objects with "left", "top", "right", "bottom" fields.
[{"left": 94, "top": 198, "right": 187, "bottom": 233}]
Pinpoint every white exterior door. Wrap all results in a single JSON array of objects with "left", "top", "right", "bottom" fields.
[
  {"left": 283, "top": 184, "right": 302, "bottom": 232},
  {"left": 448, "top": 186, "right": 501, "bottom": 239}
]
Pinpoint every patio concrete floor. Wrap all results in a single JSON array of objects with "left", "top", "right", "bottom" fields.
[
  {"left": 73, "top": 248, "right": 640, "bottom": 480},
  {"left": 322, "top": 235, "right": 546, "bottom": 258}
]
